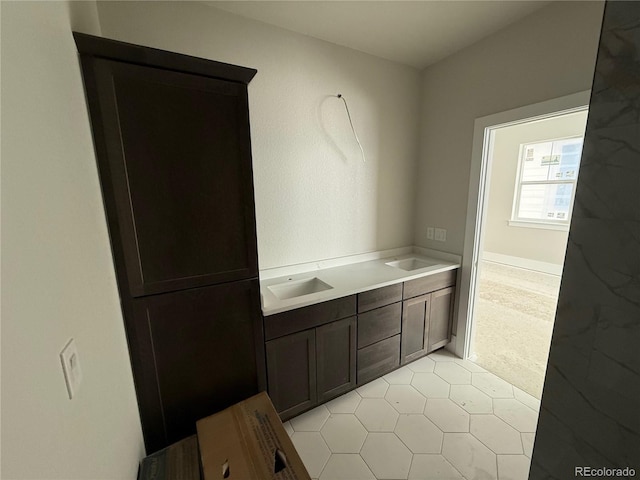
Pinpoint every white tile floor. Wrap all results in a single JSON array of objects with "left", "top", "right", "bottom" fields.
[{"left": 285, "top": 349, "right": 540, "bottom": 480}]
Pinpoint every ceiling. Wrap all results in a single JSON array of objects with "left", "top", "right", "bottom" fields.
[{"left": 205, "top": 1, "right": 552, "bottom": 69}]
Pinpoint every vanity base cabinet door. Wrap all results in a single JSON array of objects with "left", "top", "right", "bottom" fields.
[
  {"left": 316, "top": 316, "right": 357, "bottom": 403},
  {"left": 427, "top": 287, "right": 454, "bottom": 353},
  {"left": 401, "top": 294, "right": 430, "bottom": 365},
  {"left": 266, "top": 329, "right": 317, "bottom": 420}
]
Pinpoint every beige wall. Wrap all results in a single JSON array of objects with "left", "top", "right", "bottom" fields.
[
  {"left": 414, "top": 1, "right": 604, "bottom": 255},
  {"left": 1, "top": 2, "right": 145, "bottom": 478},
  {"left": 96, "top": 1, "right": 422, "bottom": 270},
  {"left": 484, "top": 111, "right": 589, "bottom": 266},
  {"left": 0, "top": 2, "right": 607, "bottom": 478}
]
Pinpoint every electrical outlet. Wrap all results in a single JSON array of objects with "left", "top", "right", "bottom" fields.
[
  {"left": 60, "top": 338, "right": 82, "bottom": 399},
  {"left": 434, "top": 228, "right": 447, "bottom": 242},
  {"left": 427, "top": 227, "right": 434, "bottom": 240}
]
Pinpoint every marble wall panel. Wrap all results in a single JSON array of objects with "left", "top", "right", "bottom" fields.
[{"left": 530, "top": 1, "right": 640, "bottom": 478}]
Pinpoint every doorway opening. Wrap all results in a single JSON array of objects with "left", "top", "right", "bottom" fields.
[
  {"left": 454, "top": 91, "right": 591, "bottom": 399},
  {"left": 470, "top": 110, "right": 588, "bottom": 398}
]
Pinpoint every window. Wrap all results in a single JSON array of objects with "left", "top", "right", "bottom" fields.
[{"left": 511, "top": 136, "right": 583, "bottom": 229}]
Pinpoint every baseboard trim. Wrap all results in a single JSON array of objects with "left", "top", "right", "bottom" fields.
[{"left": 482, "top": 252, "right": 563, "bottom": 276}]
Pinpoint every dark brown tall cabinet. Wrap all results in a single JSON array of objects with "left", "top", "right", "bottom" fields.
[{"left": 74, "top": 33, "right": 265, "bottom": 453}]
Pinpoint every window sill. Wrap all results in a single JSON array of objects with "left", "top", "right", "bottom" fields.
[{"left": 508, "top": 220, "right": 570, "bottom": 232}]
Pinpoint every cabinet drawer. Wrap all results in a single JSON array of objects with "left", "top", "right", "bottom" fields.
[
  {"left": 403, "top": 270, "right": 457, "bottom": 299},
  {"left": 358, "top": 284, "right": 402, "bottom": 313},
  {"left": 264, "top": 295, "right": 356, "bottom": 340},
  {"left": 357, "top": 303, "right": 401, "bottom": 348},
  {"left": 357, "top": 335, "right": 400, "bottom": 385}
]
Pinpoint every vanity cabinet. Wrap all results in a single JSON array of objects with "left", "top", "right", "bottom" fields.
[
  {"left": 263, "top": 268, "right": 458, "bottom": 420},
  {"left": 264, "top": 296, "right": 357, "bottom": 419},
  {"left": 401, "top": 270, "right": 456, "bottom": 365}
]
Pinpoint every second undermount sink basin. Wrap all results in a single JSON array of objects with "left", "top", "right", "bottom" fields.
[
  {"left": 268, "top": 277, "right": 333, "bottom": 300},
  {"left": 385, "top": 257, "right": 439, "bottom": 271}
]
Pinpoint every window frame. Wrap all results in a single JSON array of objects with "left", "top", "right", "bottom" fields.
[{"left": 510, "top": 134, "right": 584, "bottom": 231}]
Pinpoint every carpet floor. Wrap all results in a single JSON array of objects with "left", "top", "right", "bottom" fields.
[{"left": 470, "top": 260, "right": 561, "bottom": 399}]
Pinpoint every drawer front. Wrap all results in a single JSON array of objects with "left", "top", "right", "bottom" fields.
[
  {"left": 403, "top": 270, "right": 457, "bottom": 299},
  {"left": 357, "top": 335, "right": 400, "bottom": 385},
  {"left": 264, "top": 295, "right": 356, "bottom": 340},
  {"left": 357, "top": 302, "right": 401, "bottom": 348},
  {"left": 357, "top": 283, "right": 402, "bottom": 313}
]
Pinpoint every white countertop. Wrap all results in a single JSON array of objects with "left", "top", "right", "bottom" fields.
[{"left": 260, "top": 247, "right": 461, "bottom": 316}]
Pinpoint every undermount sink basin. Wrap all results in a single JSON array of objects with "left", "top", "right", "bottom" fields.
[
  {"left": 385, "top": 257, "right": 439, "bottom": 271},
  {"left": 268, "top": 277, "right": 333, "bottom": 300}
]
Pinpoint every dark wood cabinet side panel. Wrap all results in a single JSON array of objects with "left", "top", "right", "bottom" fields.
[
  {"left": 357, "top": 284, "right": 402, "bottom": 313},
  {"left": 81, "top": 56, "right": 143, "bottom": 301},
  {"left": 357, "top": 335, "right": 401, "bottom": 385},
  {"left": 316, "top": 317, "right": 357, "bottom": 403},
  {"left": 266, "top": 330, "right": 317, "bottom": 419},
  {"left": 138, "top": 281, "right": 261, "bottom": 447},
  {"left": 129, "top": 299, "right": 168, "bottom": 453},
  {"left": 427, "top": 287, "right": 455, "bottom": 353},
  {"left": 264, "top": 295, "right": 356, "bottom": 340},
  {"left": 252, "top": 291, "right": 268, "bottom": 394},
  {"left": 78, "top": 53, "right": 145, "bottom": 338},
  {"left": 401, "top": 295, "right": 430, "bottom": 364},
  {"left": 403, "top": 270, "right": 457, "bottom": 299},
  {"left": 90, "top": 59, "right": 258, "bottom": 297},
  {"left": 357, "top": 302, "right": 402, "bottom": 348}
]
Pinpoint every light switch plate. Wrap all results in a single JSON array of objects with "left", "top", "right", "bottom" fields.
[{"left": 60, "top": 338, "right": 82, "bottom": 399}]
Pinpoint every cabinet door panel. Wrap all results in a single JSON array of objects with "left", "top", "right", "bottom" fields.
[
  {"left": 92, "top": 59, "right": 258, "bottom": 296},
  {"left": 428, "top": 287, "right": 454, "bottom": 352},
  {"left": 132, "top": 280, "right": 262, "bottom": 449},
  {"left": 316, "top": 317, "right": 357, "bottom": 403},
  {"left": 401, "top": 295, "right": 430, "bottom": 364},
  {"left": 266, "top": 330, "right": 317, "bottom": 419}
]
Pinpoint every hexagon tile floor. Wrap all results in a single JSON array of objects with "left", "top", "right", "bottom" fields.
[{"left": 284, "top": 349, "right": 540, "bottom": 480}]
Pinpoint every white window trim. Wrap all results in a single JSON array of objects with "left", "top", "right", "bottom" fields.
[
  {"left": 510, "top": 135, "right": 582, "bottom": 229},
  {"left": 507, "top": 219, "right": 570, "bottom": 232}
]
